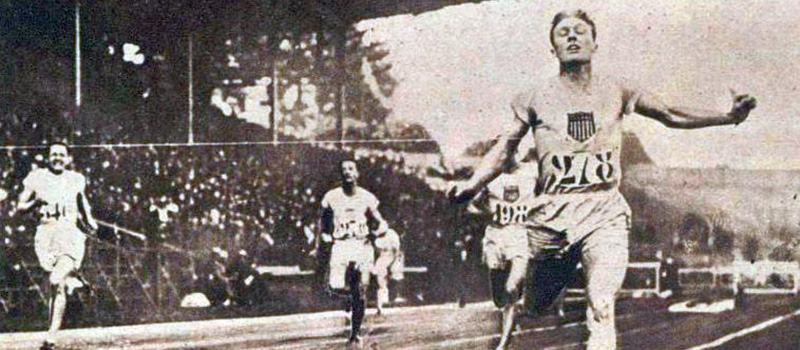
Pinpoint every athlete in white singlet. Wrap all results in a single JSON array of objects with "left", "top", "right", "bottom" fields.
[
  {"left": 318, "top": 160, "right": 388, "bottom": 347},
  {"left": 476, "top": 160, "right": 536, "bottom": 350},
  {"left": 451, "top": 10, "right": 756, "bottom": 350},
  {"left": 372, "top": 227, "right": 405, "bottom": 315},
  {"left": 17, "top": 143, "right": 98, "bottom": 350}
]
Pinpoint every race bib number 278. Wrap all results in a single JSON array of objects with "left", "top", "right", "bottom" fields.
[{"left": 549, "top": 151, "right": 615, "bottom": 189}]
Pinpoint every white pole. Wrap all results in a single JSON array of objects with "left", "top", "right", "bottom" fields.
[
  {"left": 75, "top": 0, "right": 81, "bottom": 108},
  {"left": 188, "top": 35, "right": 194, "bottom": 144},
  {"left": 272, "top": 62, "right": 278, "bottom": 144}
]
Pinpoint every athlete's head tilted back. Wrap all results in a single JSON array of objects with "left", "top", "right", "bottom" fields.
[{"left": 550, "top": 10, "right": 597, "bottom": 65}]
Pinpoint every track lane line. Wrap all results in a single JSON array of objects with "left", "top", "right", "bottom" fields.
[
  {"left": 392, "top": 306, "right": 674, "bottom": 350},
  {"left": 684, "top": 308, "right": 800, "bottom": 350}
]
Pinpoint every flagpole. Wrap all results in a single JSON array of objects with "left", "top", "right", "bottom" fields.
[
  {"left": 75, "top": 0, "right": 82, "bottom": 108},
  {"left": 188, "top": 34, "right": 194, "bottom": 144}
]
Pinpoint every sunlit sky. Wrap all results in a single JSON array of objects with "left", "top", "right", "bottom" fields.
[{"left": 356, "top": 0, "right": 800, "bottom": 169}]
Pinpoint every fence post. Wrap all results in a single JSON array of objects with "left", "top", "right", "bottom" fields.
[{"left": 156, "top": 251, "right": 163, "bottom": 317}]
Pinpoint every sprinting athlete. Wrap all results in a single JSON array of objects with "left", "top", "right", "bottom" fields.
[
  {"left": 473, "top": 160, "right": 536, "bottom": 350},
  {"left": 17, "top": 143, "right": 98, "bottom": 350},
  {"left": 372, "top": 227, "right": 405, "bottom": 315},
  {"left": 318, "top": 160, "right": 388, "bottom": 347},
  {"left": 451, "top": 9, "right": 756, "bottom": 350}
]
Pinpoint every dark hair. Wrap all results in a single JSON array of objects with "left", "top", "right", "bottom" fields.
[
  {"left": 341, "top": 159, "right": 357, "bottom": 169},
  {"left": 49, "top": 141, "right": 69, "bottom": 152},
  {"left": 550, "top": 10, "right": 597, "bottom": 47}
]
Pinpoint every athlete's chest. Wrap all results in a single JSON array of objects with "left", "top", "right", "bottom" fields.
[
  {"left": 488, "top": 176, "right": 532, "bottom": 204},
  {"left": 35, "top": 173, "right": 82, "bottom": 200},
  {"left": 533, "top": 83, "right": 625, "bottom": 147},
  {"left": 331, "top": 196, "right": 369, "bottom": 218}
]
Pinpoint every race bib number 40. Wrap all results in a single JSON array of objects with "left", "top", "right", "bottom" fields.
[{"left": 548, "top": 151, "right": 615, "bottom": 190}]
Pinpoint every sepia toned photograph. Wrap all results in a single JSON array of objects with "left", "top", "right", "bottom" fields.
[{"left": 0, "top": 1, "right": 797, "bottom": 349}]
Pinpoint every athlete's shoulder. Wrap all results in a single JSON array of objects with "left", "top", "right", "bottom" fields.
[
  {"left": 357, "top": 186, "right": 379, "bottom": 203},
  {"left": 377, "top": 228, "right": 401, "bottom": 247},
  {"left": 26, "top": 167, "right": 48, "bottom": 178},
  {"left": 511, "top": 88, "right": 536, "bottom": 111},
  {"left": 356, "top": 186, "right": 375, "bottom": 196},
  {"left": 511, "top": 77, "right": 551, "bottom": 111},
  {"left": 596, "top": 75, "right": 639, "bottom": 95},
  {"left": 23, "top": 167, "right": 48, "bottom": 187},
  {"left": 67, "top": 170, "right": 87, "bottom": 186},
  {"left": 487, "top": 174, "right": 507, "bottom": 190},
  {"left": 321, "top": 187, "right": 342, "bottom": 205},
  {"left": 511, "top": 76, "right": 562, "bottom": 114},
  {"left": 599, "top": 75, "right": 642, "bottom": 113},
  {"left": 323, "top": 187, "right": 342, "bottom": 197}
]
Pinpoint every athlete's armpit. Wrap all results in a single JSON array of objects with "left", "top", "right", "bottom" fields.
[
  {"left": 620, "top": 80, "right": 642, "bottom": 116},
  {"left": 510, "top": 90, "right": 538, "bottom": 127}
]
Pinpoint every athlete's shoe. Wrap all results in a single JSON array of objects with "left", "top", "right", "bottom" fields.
[
  {"left": 344, "top": 310, "right": 353, "bottom": 326},
  {"left": 495, "top": 330, "right": 514, "bottom": 350},
  {"left": 556, "top": 307, "right": 568, "bottom": 327},
  {"left": 495, "top": 342, "right": 510, "bottom": 350},
  {"left": 39, "top": 341, "right": 55, "bottom": 350},
  {"left": 65, "top": 276, "right": 84, "bottom": 295},
  {"left": 347, "top": 335, "right": 363, "bottom": 349}
]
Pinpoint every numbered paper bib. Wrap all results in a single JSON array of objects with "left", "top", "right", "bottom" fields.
[
  {"left": 492, "top": 203, "right": 531, "bottom": 226},
  {"left": 545, "top": 150, "right": 616, "bottom": 192},
  {"left": 334, "top": 220, "right": 369, "bottom": 239}
]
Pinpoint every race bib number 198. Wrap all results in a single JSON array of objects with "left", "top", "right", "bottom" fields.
[{"left": 493, "top": 203, "right": 529, "bottom": 225}]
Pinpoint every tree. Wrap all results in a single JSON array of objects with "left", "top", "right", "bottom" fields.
[
  {"left": 677, "top": 212, "right": 711, "bottom": 253},
  {"left": 710, "top": 212, "right": 735, "bottom": 259},
  {"left": 742, "top": 235, "right": 761, "bottom": 262},
  {"left": 2, "top": 1, "right": 400, "bottom": 145},
  {"left": 768, "top": 245, "right": 795, "bottom": 262}
]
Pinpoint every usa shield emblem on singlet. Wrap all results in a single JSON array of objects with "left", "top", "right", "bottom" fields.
[
  {"left": 503, "top": 186, "right": 519, "bottom": 202},
  {"left": 567, "top": 111, "right": 596, "bottom": 142}
]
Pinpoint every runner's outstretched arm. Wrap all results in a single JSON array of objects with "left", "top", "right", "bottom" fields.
[
  {"left": 450, "top": 117, "right": 530, "bottom": 204},
  {"left": 632, "top": 88, "right": 757, "bottom": 129}
]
